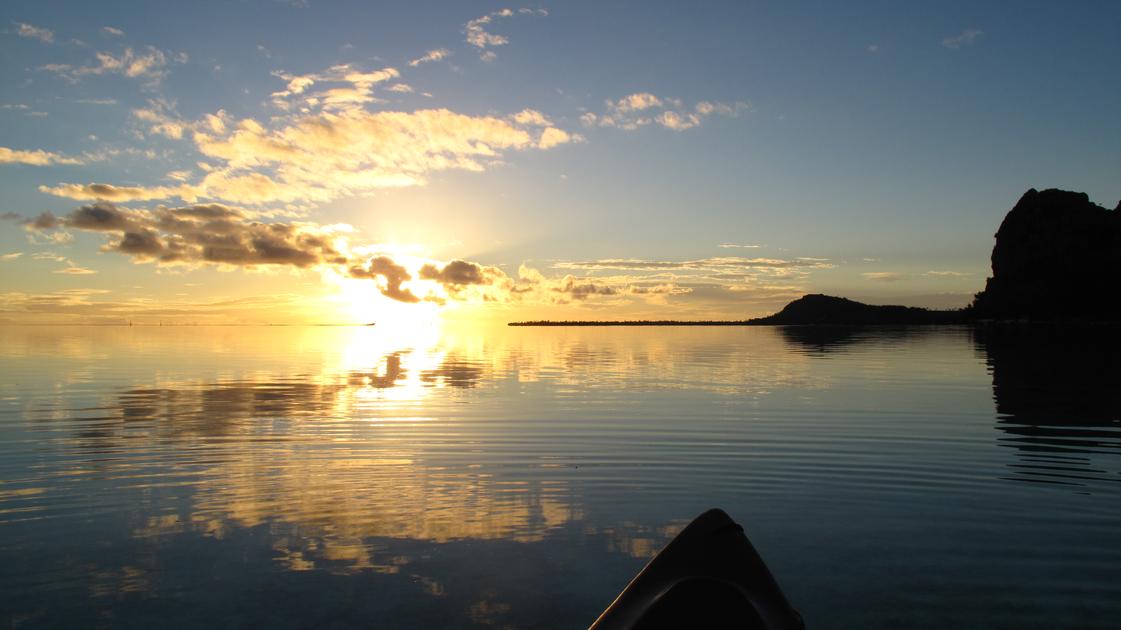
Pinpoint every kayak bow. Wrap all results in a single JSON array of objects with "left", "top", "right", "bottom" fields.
[{"left": 589, "top": 509, "right": 804, "bottom": 630}]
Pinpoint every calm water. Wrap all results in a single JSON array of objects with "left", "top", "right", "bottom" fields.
[{"left": 1, "top": 324, "right": 1118, "bottom": 629}]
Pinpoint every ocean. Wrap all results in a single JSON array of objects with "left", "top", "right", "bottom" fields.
[{"left": 1, "top": 324, "right": 1118, "bottom": 628}]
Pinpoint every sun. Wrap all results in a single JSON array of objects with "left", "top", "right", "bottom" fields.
[{"left": 322, "top": 264, "right": 446, "bottom": 331}]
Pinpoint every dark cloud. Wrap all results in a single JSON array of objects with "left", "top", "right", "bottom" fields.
[
  {"left": 66, "top": 202, "right": 139, "bottom": 231},
  {"left": 116, "top": 229, "right": 164, "bottom": 256},
  {"left": 27, "top": 201, "right": 349, "bottom": 269},
  {"left": 417, "top": 259, "right": 510, "bottom": 297},
  {"left": 419, "top": 259, "right": 487, "bottom": 285},
  {"left": 20, "top": 202, "right": 715, "bottom": 311},
  {"left": 350, "top": 256, "right": 421, "bottom": 303},
  {"left": 552, "top": 276, "right": 620, "bottom": 300},
  {"left": 26, "top": 212, "right": 62, "bottom": 230}
]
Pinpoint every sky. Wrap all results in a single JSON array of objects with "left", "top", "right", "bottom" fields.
[{"left": 2, "top": 0, "right": 1119, "bottom": 325}]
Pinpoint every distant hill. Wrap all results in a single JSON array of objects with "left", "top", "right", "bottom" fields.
[
  {"left": 970, "top": 188, "right": 1121, "bottom": 321},
  {"left": 746, "top": 294, "right": 964, "bottom": 326}
]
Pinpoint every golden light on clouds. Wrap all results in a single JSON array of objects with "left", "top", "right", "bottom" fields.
[{"left": 0, "top": 11, "right": 855, "bottom": 325}]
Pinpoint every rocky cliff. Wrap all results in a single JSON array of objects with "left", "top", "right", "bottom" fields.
[{"left": 970, "top": 188, "right": 1121, "bottom": 321}]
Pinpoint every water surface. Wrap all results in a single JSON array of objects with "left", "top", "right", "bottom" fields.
[{"left": 1, "top": 324, "right": 1118, "bottom": 628}]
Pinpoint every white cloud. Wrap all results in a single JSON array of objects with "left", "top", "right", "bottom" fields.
[
  {"left": 537, "top": 127, "right": 575, "bottom": 149},
  {"left": 584, "top": 94, "right": 747, "bottom": 132},
  {"left": 386, "top": 83, "right": 414, "bottom": 93},
  {"left": 1, "top": 252, "right": 22, "bottom": 261},
  {"left": 40, "top": 46, "right": 187, "bottom": 84},
  {"left": 656, "top": 111, "right": 701, "bottom": 131},
  {"left": 0, "top": 146, "right": 84, "bottom": 166},
  {"left": 270, "top": 64, "right": 399, "bottom": 110},
  {"left": 16, "top": 22, "right": 54, "bottom": 44},
  {"left": 613, "top": 93, "right": 662, "bottom": 113},
  {"left": 862, "top": 271, "right": 904, "bottom": 282},
  {"left": 511, "top": 108, "right": 551, "bottom": 126},
  {"left": 102, "top": 26, "right": 125, "bottom": 37},
  {"left": 556, "top": 257, "right": 833, "bottom": 273},
  {"left": 942, "top": 28, "right": 983, "bottom": 49},
  {"left": 464, "top": 8, "right": 547, "bottom": 60},
  {"left": 42, "top": 106, "right": 576, "bottom": 205},
  {"left": 408, "top": 48, "right": 450, "bottom": 66}
]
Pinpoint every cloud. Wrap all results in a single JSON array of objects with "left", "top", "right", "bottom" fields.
[
  {"left": 349, "top": 256, "right": 422, "bottom": 303},
  {"left": 27, "top": 202, "right": 352, "bottom": 269},
  {"left": 16, "top": 22, "right": 54, "bottom": 44},
  {"left": 40, "top": 46, "right": 187, "bottom": 83},
  {"left": 41, "top": 182, "right": 196, "bottom": 202},
  {"left": 537, "top": 127, "right": 574, "bottom": 149},
  {"left": 419, "top": 259, "right": 498, "bottom": 286},
  {"left": 942, "top": 28, "right": 983, "bottom": 49},
  {"left": 583, "top": 94, "right": 748, "bottom": 132},
  {"left": 862, "top": 271, "right": 904, "bottom": 282},
  {"left": 552, "top": 276, "right": 619, "bottom": 299},
  {"left": 555, "top": 257, "right": 833, "bottom": 272},
  {"left": 386, "top": 83, "right": 413, "bottom": 93},
  {"left": 511, "top": 109, "right": 551, "bottom": 126},
  {"left": 417, "top": 259, "right": 514, "bottom": 301},
  {"left": 42, "top": 106, "right": 574, "bottom": 205},
  {"left": 32, "top": 252, "right": 69, "bottom": 262},
  {"left": 54, "top": 266, "right": 97, "bottom": 275},
  {"left": 1, "top": 252, "right": 22, "bottom": 261},
  {"left": 132, "top": 100, "right": 188, "bottom": 138},
  {"left": 614, "top": 93, "right": 663, "bottom": 112},
  {"left": 25, "top": 200, "right": 703, "bottom": 310},
  {"left": 408, "top": 48, "right": 450, "bottom": 67},
  {"left": 270, "top": 64, "right": 399, "bottom": 110},
  {"left": 0, "top": 146, "right": 84, "bottom": 166},
  {"left": 656, "top": 111, "right": 701, "bottom": 131},
  {"left": 924, "top": 270, "right": 971, "bottom": 278},
  {"left": 718, "top": 243, "right": 762, "bottom": 249},
  {"left": 464, "top": 8, "right": 547, "bottom": 60},
  {"left": 0, "top": 289, "right": 318, "bottom": 324},
  {"left": 102, "top": 26, "right": 125, "bottom": 37},
  {"left": 866, "top": 44, "right": 879, "bottom": 54}
]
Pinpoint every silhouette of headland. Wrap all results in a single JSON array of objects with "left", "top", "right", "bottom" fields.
[
  {"left": 970, "top": 188, "right": 1121, "bottom": 321},
  {"left": 510, "top": 188, "right": 1119, "bottom": 327},
  {"left": 746, "top": 294, "right": 963, "bottom": 325}
]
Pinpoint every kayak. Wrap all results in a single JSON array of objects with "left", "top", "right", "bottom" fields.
[{"left": 589, "top": 509, "right": 804, "bottom": 630}]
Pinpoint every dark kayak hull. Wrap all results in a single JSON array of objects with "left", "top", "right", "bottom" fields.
[{"left": 589, "top": 509, "right": 804, "bottom": 630}]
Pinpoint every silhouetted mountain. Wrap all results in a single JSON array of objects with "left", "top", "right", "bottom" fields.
[
  {"left": 748, "top": 294, "right": 964, "bottom": 325},
  {"left": 971, "top": 188, "right": 1121, "bottom": 321}
]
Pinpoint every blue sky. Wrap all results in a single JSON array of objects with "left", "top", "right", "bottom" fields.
[{"left": 2, "top": 1, "right": 1119, "bottom": 323}]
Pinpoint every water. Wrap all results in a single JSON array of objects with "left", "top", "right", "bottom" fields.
[{"left": 1, "top": 324, "right": 1118, "bottom": 629}]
